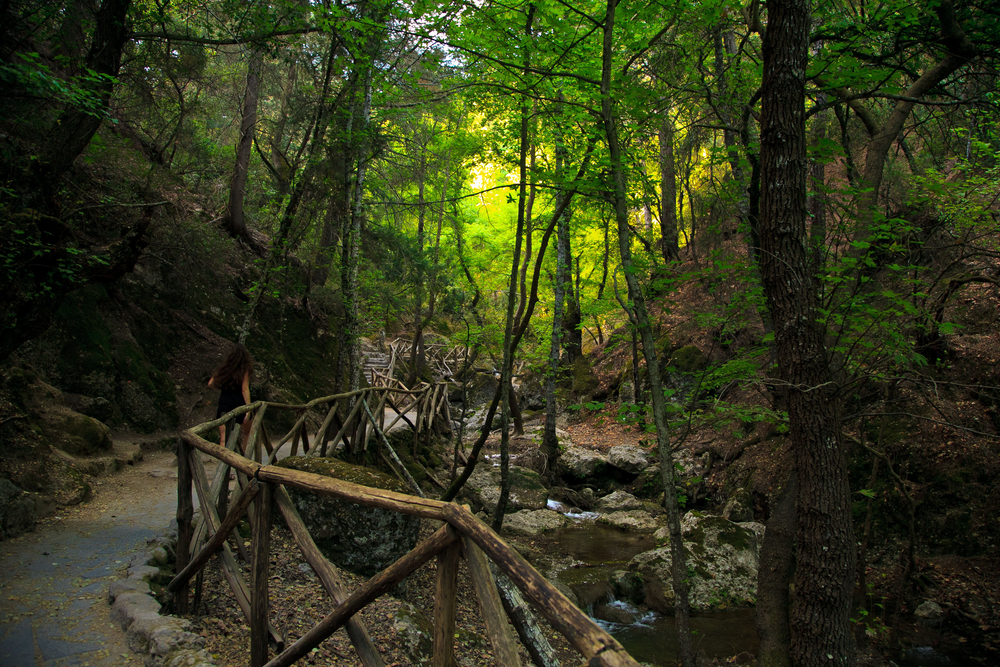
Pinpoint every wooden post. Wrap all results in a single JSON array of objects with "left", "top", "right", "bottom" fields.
[
  {"left": 251, "top": 481, "right": 273, "bottom": 667},
  {"left": 175, "top": 436, "right": 193, "bottom": 615},
  {"left": 462, "top": 535, "right": 521, "bottom": 666},
  {"left": 433, "top": 541, "right": 460, "bottom": 667},
  {"left": 168, "top": 480, "right": 260, "bottom": 592},
  {"left": 274, "top": 486, "right": 385, "bottom": 667}
]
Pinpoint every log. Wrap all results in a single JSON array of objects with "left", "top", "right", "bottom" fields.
[
  {"left": 181, "top": 431, "right": 450, "bottom": 520},
  {"left": 251, "top": 482, "right": 273, "bottom": 667},
  {"left": 273, "top": 486, "right": 385, "bottom": 667},
  {"left": 189, "top": 451, "right": 283, "bottom": 649},
  {"left": 443, "top": 505, "right": 638, "bottom": 665},
  {"left": 433, "top": 541, "right": 461, "bottom": 667},
  {"left": 462, "top": 535, "right": 521, "bottom": 667},
  {"left": 168, "top": 480, "right": 260, "bottom": 592},
  {"left": 491, "top": 564, "right": 559, "bottom": 667},
  {"left": 264, "top": 525, "right": 459, "bottom": 667},
  {"left": 175, "top": 436, "right": 193, "bottom": 614}
]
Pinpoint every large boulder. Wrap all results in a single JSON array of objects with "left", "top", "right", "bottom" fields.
[
  {"left": 462, "top": 464, "right": 548, "bottom": 514},
  {"left": 276, "top": 456, "right": 420, "bottom": 577},
  {"left": 0, "top": 478, "right": 35, "bottom": 540},
  {"left": 501, "top": 509, "right": 568, "bottom": 536},
  {"left": 28, "top": 380, "right": 112, "bottom": 456},
  {"left": 607, "top": 445, "right": 649, "bottom": 475},
  {"left": 629, "top": 513, "right": 764, "bottom": 612},
  {"left": 556, "top": 446, "right": 609, "bottom": 481}
]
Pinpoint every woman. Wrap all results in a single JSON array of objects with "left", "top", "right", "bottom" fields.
[{"left": 208, "top": 343, "right": 253, "bottom": 450}]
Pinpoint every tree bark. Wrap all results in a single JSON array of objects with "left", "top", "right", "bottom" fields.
[
  {"left": 601, "top": 2, "right": 695, "bottom": 666},
  {"left": 224, "top": 46, "right": 263, "bottom": 243},
  {"left": 759, "top": 0, "right": 857, "bottom": 665},
  {"left": 658, "top": 111, "right": 679, "bottom": 261}
]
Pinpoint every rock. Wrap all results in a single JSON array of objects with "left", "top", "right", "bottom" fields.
[
  {"left": 723, "top": 488, "right": 754, "bottom": 522},
  {"left": 571, "top": 357, "right": 600, "bottom": 396},
  {"left": 517, "top": 375, "right": 547, "bottom": 410},
  {"left": 549, "top": 486, "right": 596, "bottom": 511},
  {"left": 462, "top": 464, "right": 548, "bottom": 514},
  {"left": 619, "top": 380, "right": 635, "bottom": 404},
  {"left": 598, "top": 510, "right": 660, "bottom": 532},
  {"left": 502, "top": 509, "right": 568, "bottom": 536},
  {"left": 610, "top": 569, "right": 645, "bottom": 605},
  {"left": 596, "top": 490, "right": 644, "bottom": 512},
  {"left": 608, "top": 445, "right": 649, "bottom": 475},
  {"left": 593, "top": 601, "right": 645, "bottom": 625},
  {"left": 0, "top": 478, "right": 35, "bottom": 540},
  {"left": 512, "top": 448, "right": 548, "bottom": 475},
  {"left": 631, "top": 513, "right": 765, "bottom": 612},
  {"left": 276, "top": 456, "right": 420, "bottom": 577},
  {"left": 393, "top": 602, "right": 433, "bottom": 665},
  {"left": 669, "top": 345, "right": 707, "bottom": 373},
  {"left": 915, "top": 600, "right": 944, "bottom": 620},
  {"left": 556, "top": 446, "right": 609, "bottom": 481},
  {"left": 62, "top": 392, "right": 115, "bottom": 423},
  {"left": 629, "top": 465, "right": 663, "bottom": 499},
  {"left": 28, "top": 380, "right": 113, "bottom": 456}
]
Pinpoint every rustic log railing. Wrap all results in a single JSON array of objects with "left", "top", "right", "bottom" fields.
[{"left": 172, "top": 394, "right": 641, "bottom": 667}]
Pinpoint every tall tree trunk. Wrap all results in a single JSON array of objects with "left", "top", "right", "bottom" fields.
[
  {"left": 758, "top": 0, "right": 856, "bottom": 665},
  {"left": 659, "top": 111, "right": 679, "bottom": 261},
  {"left": 543, "top": 101, "right": 571, "bottom": 475},
  {"left": 224, "top": 46, "right": 263, "bottom": 242},
  {"left": 492, "top": 4, "right": 534, "bottom": 533},
  {"left": 408, "top": 150, "right": 428, "bottom": 388},
  {"left": 341, "top": 64, "right": 374, "bottom": 403},
  {"left": 601, "top": 2, "right": 694, "bottom": 666}
]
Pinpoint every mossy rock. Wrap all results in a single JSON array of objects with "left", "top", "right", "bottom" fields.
[
  {"left": 669, "top": 345, "right": 707, "bottom": 373},
  {"left": 275, "top": 456, "right": 419, "bottom": 577},
  {"left": 571, "top": 356, "right": 599, "bottom": 396}
]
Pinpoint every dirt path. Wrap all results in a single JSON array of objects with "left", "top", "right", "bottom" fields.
[{"left": 0, "top": 449, "right": 180, "bottom": 667}]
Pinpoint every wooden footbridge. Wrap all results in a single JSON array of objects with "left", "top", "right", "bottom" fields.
[{"left": 172, "top": 384, "right": 641, "bottom": 667}]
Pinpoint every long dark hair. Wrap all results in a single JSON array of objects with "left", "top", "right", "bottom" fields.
[{"left": 214, "top": 343, "right": 253, "bottom": 387}]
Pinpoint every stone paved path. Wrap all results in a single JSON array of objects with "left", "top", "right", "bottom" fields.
[{"left": 0, "top": 451, "right": 179, "bottom": 667}]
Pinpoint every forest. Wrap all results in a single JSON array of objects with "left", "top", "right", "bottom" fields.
[{"left": 2, "top": 0, "right": 1000, "bottom": 665}]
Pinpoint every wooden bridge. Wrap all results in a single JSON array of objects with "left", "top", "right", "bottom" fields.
[{"left": 171, "top": 386, "right": 641, "bottom": 667}]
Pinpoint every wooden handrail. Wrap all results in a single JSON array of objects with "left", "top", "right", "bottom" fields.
[{"left": 177, "top": 381, "right": 640, "bottom": 667}]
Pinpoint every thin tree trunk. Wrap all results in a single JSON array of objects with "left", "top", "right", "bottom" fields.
[
  {"left": 601, "top": 2, "right": 694, "bottom": 666},
  {"left": 492, "top": 5, "right": 534, "bottom": 533},
  {"left": 659, "top": 111, "right": 679, "bottom": 261}
]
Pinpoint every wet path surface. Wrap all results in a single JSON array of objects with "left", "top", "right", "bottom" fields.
[{"left": 0, "top": 451, "right": 179, "bottom": 667}]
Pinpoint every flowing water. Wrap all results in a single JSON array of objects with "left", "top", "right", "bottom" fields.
[{"left": 541, "top": 499, "right": 961, "bottom": 666}]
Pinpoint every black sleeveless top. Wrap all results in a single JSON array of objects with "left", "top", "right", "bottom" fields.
[{"left": 216, "top": 376, "right": 246, "bottom": 420}]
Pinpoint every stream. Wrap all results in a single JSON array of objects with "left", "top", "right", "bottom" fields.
[{"left": 538, "top": 500, "right": 963, "bottom": 666}]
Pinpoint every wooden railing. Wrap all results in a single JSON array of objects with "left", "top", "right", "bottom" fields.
[{"left": 171, "top": 395, "right": 641, "bottom": 667}]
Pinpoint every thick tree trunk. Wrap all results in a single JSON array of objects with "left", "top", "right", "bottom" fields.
[
  {"left": 37, "top": 0, "right": 131, "bottom": 195},
  {"left": 759, "top": 1, "right": 857, "bottom": 665},
  {"left": 756, "top": 472, "right": 796, "bottom": 667}
]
